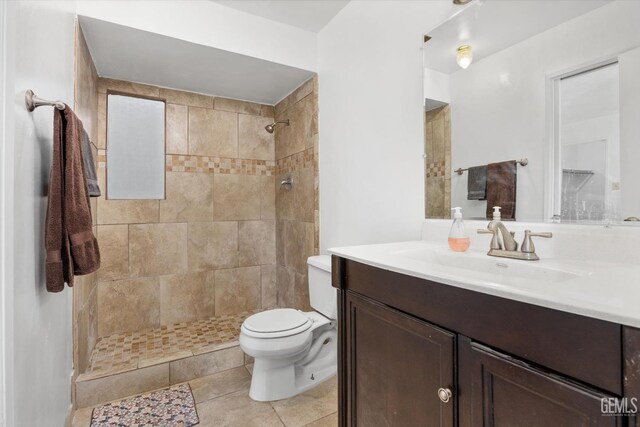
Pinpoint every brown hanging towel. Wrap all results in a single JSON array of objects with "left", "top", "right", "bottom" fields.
[
  {"left": 45, "top": 105, "right": 100, "bottom": 292},
  {"left": 485, "top": 160, "right": 517, "bottom": 220}
]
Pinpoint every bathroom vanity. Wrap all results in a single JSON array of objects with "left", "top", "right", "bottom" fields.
[
  {"left": 332, "top": 0, "right": 640, "bottom": 423},
  {"left": 330, "top": 236, "right": 640, "bottom": 427}
]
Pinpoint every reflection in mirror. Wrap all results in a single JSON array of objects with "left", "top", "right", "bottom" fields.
[
  {"left": 557, "top": 63, "right": 619, "bottom": 223},
  {"left": 423, "top": 0, "right": 640, "bottom": 224},
  {"left": 424, "top": 105, "right": 451, "bottom": 219}
]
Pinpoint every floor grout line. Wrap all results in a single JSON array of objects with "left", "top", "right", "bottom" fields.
[{"left": 192, "top": 387, "right": 248, "bottom": 406}]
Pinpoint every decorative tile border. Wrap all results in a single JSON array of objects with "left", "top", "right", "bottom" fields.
[
  {"left": 426, "top": 160, "right": 446, "bottom": 178},
  {"left": 97, "top": 149, "right": 107, "bottom": 169},
  {"left": 276, "top": 147, "right": 314, "bottom": 174},
  {"left": 97, "top": 150, "right": 275, "bottom": 176},
  {"left": 166, "top": 155, "right": 275, "bottom": 176}
]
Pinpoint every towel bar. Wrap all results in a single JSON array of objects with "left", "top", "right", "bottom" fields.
[
  {"left": 25, "top": 90, "right": 65, "bottom": 112},
  {"left": 455, "top": 158, "right": 528, "bottom": 175}
]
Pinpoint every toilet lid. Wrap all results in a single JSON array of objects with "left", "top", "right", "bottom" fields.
[{"left": 243, "top": 309, "right": 311, "bottom": 334}]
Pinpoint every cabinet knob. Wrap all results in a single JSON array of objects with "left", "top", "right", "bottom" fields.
[{"left": 437, "top": 387, "right": 452, "bottom": 403}]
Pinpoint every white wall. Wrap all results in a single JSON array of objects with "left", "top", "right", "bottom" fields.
[
  {"left": 448, "top": 1, "right": 640, "bottom": 221},
  {"left": 424, "top": 67, "right": 451, "bottom": 104},
  {"left": 0, "top": 2, "right": 7, "bottom": 423},
  {"left": 318, "top": 1, "right": 455, "bottom": 251},
  {"left": 76, "top": 0, "right": 318, "bottom": 72},
  {"left": 1, "top": 1, "right": 76, "bottom": 426}
]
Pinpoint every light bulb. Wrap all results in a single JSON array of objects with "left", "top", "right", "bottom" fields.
[{"left": 456, "top": 45, "right": 473, "bottom": 69}]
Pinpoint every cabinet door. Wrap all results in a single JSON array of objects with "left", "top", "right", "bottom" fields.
[
  {"left": 345, "top": 291, "right": 455, "bottom": 426},
  {"left": 458, "top": 337, "right": 622, "bottom": 427}
]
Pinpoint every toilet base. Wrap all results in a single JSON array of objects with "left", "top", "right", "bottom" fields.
[{"left": 249, "top": 328, "right": 336, "bottom": 402}]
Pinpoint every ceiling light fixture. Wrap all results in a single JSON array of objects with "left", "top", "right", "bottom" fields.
[
  {"left": 456, "top": 45, "right": 473, "bottom": 69},
  {"left": 453, "top": 0, "right": 473, "bottom": 4}
]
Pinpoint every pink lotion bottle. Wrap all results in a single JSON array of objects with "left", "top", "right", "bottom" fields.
[{"left": 448, "top": 207, "right": 470, "bottom": 252}]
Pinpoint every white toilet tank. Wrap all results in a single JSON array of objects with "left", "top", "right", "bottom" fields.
[{"left": 307, "top": 255, "right": 336, "bottom": 319}]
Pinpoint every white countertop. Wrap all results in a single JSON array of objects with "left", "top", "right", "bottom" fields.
[{"left": 329, "top": 239, "right": 640, "bottom": 328}]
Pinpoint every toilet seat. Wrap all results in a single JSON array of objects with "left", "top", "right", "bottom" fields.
[{"left": 242, "top": 309, "right": 312, "bottom": 338}]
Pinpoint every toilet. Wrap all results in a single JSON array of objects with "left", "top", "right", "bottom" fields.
[{"left": 240, "top": 255, "right": 336, "bottom": 401}]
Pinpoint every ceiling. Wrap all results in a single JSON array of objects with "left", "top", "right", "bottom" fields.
[
  {"left": 424, "top": 0, "right": 612, "bottom": 74},
  {"left": 79, "top": 16, "right": 314, "bottom": 105},
  {"left": 211, "top": 0, "right": 349, "bottom": 32}
]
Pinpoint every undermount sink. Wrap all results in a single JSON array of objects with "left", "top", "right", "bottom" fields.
[{"left": 393, "top": 246, "right": 588, "bottom": 283}]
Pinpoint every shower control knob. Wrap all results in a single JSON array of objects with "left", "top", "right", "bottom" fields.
[{"left": 437, "top": 387, "right": 452, "bottom": 403}]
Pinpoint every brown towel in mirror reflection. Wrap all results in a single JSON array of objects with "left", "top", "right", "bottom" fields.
[{"left": 485, "top": 161, "right": 517, "bottom": 220}]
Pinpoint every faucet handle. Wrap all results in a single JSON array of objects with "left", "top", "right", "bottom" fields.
[
  {"left": 477, "top": 229, "right": 500, "bottom": 250},
  {"left": 521, "top": 230, "right": 553, "bottom": 254},
  {"left": 477, "top": 229, "right": 494, "bottom": 234}
]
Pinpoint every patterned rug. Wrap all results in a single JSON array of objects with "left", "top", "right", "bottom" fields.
[{"left": 90, "top": 383, "right": 199, "bottom": 426}]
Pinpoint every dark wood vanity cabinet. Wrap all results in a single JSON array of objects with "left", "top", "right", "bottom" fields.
[
  {"left": 333, "top": 256, "right": 640, "bottom": 427},
  {"left": 458, "top": 337, "right": 621, "bottom": 427},
  {"left": 344, "top": 291, "right": 455, "bottom": 426}
]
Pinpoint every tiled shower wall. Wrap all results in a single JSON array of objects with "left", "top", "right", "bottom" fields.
[
  {"left": 425, "top": 105, "right": 452, "bottom": 219},
  {"left": 94, "top": 78, "right": 278, "bottom": 340},
  {"left": 73, "top": 24, "right": 100, "bottom": 376},
  {"left": 274, "top": 77, "right": 319, "bottom": 311}
]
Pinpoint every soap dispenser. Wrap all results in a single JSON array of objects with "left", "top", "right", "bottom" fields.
[
  {"left": 449, "top": 207, "right": 470, "bottom": 252},
  {"left": 488, "top": 206, "right": 503, "bottom": 249},
  {"left": 491, "top": 206, "right": 502, "bottom": 222}
]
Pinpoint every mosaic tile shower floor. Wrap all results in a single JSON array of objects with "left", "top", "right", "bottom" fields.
[{"left": 84, "top": 311, "right": 261, "bottom": 379}]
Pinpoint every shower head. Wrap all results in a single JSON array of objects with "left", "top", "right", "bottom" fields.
[{"left": 265, "top": 119, "right": 290, "bottom": 134}]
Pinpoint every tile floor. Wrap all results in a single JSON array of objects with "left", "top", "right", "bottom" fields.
[
  {"left": 72, "top": 364, "right": 337, "bottom": 427},
  {"left": 85, "top": 311, "right": 260, "bottom": 379}
]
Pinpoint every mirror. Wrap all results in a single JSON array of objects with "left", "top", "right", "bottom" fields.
[
  {"left": 423, "top": 0, "right": 640, "bottom": 224},
  {"left": 107, "top": 93, "right": 166, "bottom": 199}
]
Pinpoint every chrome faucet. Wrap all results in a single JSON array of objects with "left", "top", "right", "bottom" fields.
[
  {"left": 477, "top": 207, "right": 552, "bottom": 261},
  {"left": 492, "top": 222, "right": 519, "bottom": 251}
]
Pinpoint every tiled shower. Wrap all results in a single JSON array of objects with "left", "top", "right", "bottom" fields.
[
  {"left": 424, "top": 105, "right": 451, "bottom": 219},
  {"left": 72, "top": 25, "right": 319, "bottom": 408}
]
